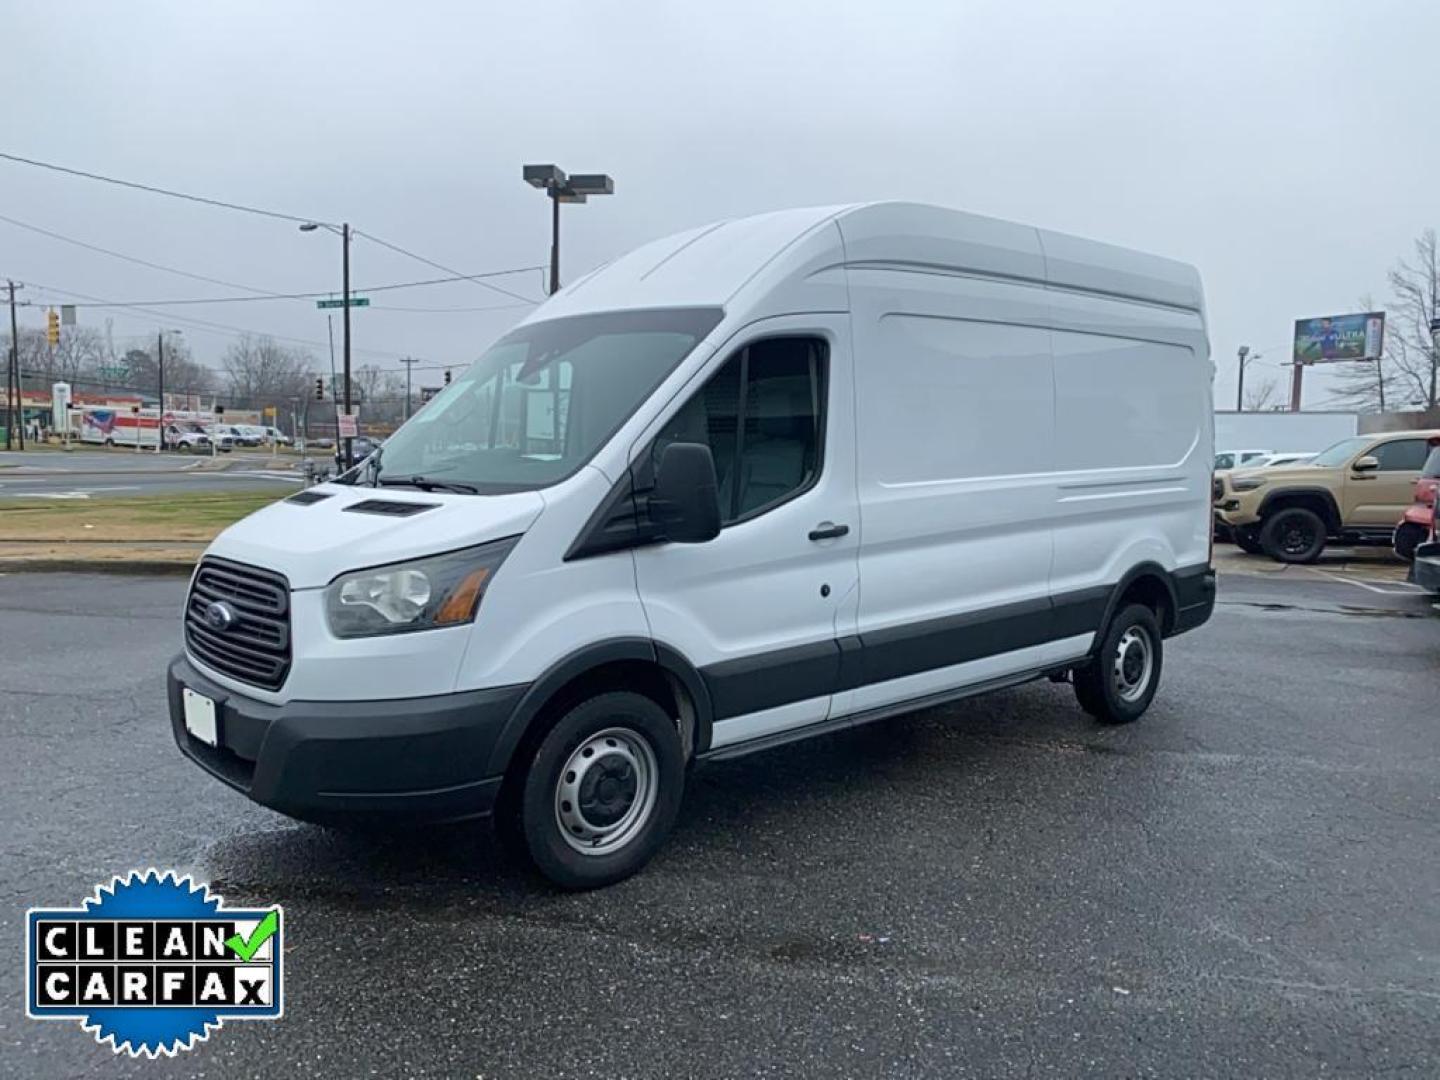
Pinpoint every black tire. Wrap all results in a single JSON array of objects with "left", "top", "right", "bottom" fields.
[
  {"left": 103, "top": 438, "right": 115, "bottom": 447},
  {"left": 1074, "top": 603, "right": 1164, "bottom": 725},
  {"left": 1233, "top": 527, "right": 1263, "bottom": 555},
  {"left": 1260, "top": 507, "right": 1327, "bottom": 563},
  {"left": 1394, "top": 521, "right": 1426, "bottom": 563},
  {"left": 510, "top": 691, "right": 684, "bottom": 890}
]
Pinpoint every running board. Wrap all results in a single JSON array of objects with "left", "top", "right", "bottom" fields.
[{"left": 698, "top": 665, "right": 1063, "bottom": 764}]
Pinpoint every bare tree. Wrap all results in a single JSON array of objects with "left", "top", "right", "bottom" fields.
[
  {"left": 353, "top": 363, "right": 385, "bottom": 407},
  {"left": 121, "top": 337, "right": 214, "bottom": 400},
  {"left": 1330, "top": 233, "right": 1439, "bottom": 412},
  {"left": 9, "top": 325, "right": 107, "bottom": 386},
  {"left": 220, "top": 335, "right": 315, "bottom": 410},
  {"left": 1243, "top": 377, "right": 1280, "bottom": 411}
]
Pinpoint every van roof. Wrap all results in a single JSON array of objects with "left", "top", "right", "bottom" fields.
[{"left": 526, "top": 201, "right": 1204, "bottom": 324}]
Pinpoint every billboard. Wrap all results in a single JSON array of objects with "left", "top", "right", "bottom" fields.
[{"left": 1292, "top": 312, "right": 1385, "bottom": 365}]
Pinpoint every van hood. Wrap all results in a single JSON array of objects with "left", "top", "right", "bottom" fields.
[
  {"left": 204, "top": 483, "right": 546, "bottom": 589},
  {"left": 1229, "top": 464, "right": 1328, "bottom": 485}
]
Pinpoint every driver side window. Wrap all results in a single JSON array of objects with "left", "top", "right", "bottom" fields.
[{"left": 652, "top": 337, "right": 827, "bottom": 524}]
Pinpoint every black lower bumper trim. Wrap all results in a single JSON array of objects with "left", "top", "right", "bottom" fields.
[{"left": 168, "top": 654, "right": 526, "bottom": 824}]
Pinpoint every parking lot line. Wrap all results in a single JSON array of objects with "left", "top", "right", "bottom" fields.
[{"left": 1302, "top": 567, "right": 1425, "bottom": 595}]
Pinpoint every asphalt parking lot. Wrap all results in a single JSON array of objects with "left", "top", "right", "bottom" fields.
[{"left": 1, "top": 569, "right": 1436, "bottom": 1078}]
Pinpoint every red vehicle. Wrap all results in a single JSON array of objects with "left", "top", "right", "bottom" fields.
[{"left": 1393, "top": 435, "right": 1440, "bottom": 561}]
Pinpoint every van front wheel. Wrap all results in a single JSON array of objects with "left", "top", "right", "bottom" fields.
[
  {"left": 1074, "top": 603, "right": 1163, "bottom": 725},
  {"left": 514, "top": 691, "right": 684, "bottom": 890}
]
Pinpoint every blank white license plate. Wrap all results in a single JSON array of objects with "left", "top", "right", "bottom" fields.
[{"left": 182, "top": 688, "right": 218, "bottom": 746}]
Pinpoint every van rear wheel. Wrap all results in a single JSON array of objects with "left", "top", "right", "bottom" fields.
[
  {"left": 1074, "top": 603, "right": 1163, "bottom": 725},
  {"left": 512, "top": 691, "right": 684, "bottom": 890}
]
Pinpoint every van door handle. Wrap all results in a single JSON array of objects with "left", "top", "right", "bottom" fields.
[{"left": 808, "top": 522, "right": 850, "bottom": 541}]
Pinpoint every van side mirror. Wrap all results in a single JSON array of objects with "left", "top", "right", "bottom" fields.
[
  {"left": 1352, "top": 455, "right": 1380, "bottom": 473},
  {"left": 649, "top": 442, "right": 721, "bottom": 543}
]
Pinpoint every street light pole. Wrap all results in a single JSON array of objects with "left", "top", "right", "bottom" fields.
[
  {"left": 523, "top": 165, "right": 614, "bottom": 295},
  {"left": 549, "top": 192, "right": 561, "bottom": 296},
  {"left": 1236, "top": 346, "right": 1249, "bottom": 412},
  {"left": 399, "top": 356, "right": 419, "bottom": 421}
]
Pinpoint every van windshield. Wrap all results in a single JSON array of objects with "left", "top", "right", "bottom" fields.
[
  {"left": 1310, "top": 436, "right": 1372, "bottom": 467},
  {"left": 372, "top": 307, "right": 722, "bottom": 493}
]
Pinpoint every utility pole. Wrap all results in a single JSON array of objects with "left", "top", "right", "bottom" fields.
[
  {"left": 399, "top": 356, "right": 419, "bottom": 421},
  {"left": 7, "top": 281, "right": 23, "bottom": 450},
  {"left": 156, "top": 330, "right": 165, "bottom": 453},
  {"left": 326, "top": 314, "right": 340, "bottom": 445},
  {"left": 341, "top": 222, "right": 353, "bottom": 470}
]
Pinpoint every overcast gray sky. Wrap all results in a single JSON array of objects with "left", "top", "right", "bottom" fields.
[{"left": 2, "top": 0, "right": 1435, "bottom": 406}]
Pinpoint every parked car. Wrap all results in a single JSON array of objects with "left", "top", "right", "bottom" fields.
[
  {"left": 221, "top": 424, "right": 262, "bottom": 448},
  {"left": 1214, "top": 448, "right": 1270, "bottom": 470},
  {"left": 1393, "top": 436, "right": 1440, "bottom": 561},
  {"left": 1411, "top": 492, "right": 1440, "bottom": 594},
  {"left": 167, "top": 201, "right": 1215, "bottom": 889},
  {"left": 164, "top": 425, "right": 210, "bottom": 452},
  {"left": 335, "top": 435, "right": 383, "bottom": 470},
  {"left": 1215, "top": 430, "right": 1440, "bottom": 562},
  {"left": 262, "top": 426, "right": 294, "bottom": 446}
]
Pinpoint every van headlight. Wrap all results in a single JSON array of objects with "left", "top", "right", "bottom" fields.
[
  {"left": 325, "top": 537, "right": 518, "bottom": 638},
  {"left": 1231, "top": 477, "right": 1267, "bottom": 492}
]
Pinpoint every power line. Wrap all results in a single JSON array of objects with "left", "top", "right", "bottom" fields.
[
  {"left": 0, "top": 210, "right": 545, "bottom": 307},
  {"left": 0, "top": 211, "right": 287, "bottom": 296},
  {"left": 0, "top": 151, "right": 329, "bottom": 226},
  {"left": 11, "top": 276, "right": 418, "bottom": 362},
  {"left": 0, "top": 152, "right": 549, "bottom": 309},
  {"left": 354, "top": 230, "right": 536, "bottom": 303}
]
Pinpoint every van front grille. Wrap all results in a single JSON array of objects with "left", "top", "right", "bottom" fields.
[{"left": 185, "top": 558, "right": 292, "bottom": 691}]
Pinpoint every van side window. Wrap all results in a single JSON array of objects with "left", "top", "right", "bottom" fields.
[
  {"left": 1369, "top": 438, "right": 1428, "bottom": 471},
  {"left": 653, "top": 337, "right": 826, "bottom": 524}
]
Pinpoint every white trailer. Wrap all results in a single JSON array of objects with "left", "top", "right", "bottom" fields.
[{"left": 1213, "top": 411, "right": 1358, "bottom": 456}]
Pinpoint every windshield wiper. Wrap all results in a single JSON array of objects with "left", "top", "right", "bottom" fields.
[{"left": 377, "top": 474, "right": 480, "bottom": 495}]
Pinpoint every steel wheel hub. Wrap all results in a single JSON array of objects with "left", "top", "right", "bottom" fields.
[
  {"left": 1112, "top": 625, "right": 1154, "bottom": 704},
  {"left": 555, "top": 727, "right": 658, "bottom": 856}
]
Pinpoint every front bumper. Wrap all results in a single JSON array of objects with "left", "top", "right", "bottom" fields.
[
  {"left": 168, "top": 654, "right": 526, "bottom": 824},
  {"left": 1214, "top": 503, "right": 1259, "bottom": 528}
]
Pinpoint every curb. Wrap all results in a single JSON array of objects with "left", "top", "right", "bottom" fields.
[
  {"left": 0, "top": 539, "right": 208, "bottom": 546},
  {"left": 0, "top": 558, "right": 195, "bottom": 576}
]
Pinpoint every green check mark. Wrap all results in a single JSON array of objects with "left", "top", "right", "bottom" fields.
[{"left": 225, "top": 910, "right": 279, "bottom": 962}]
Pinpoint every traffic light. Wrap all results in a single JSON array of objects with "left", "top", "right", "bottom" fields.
[
  {"left": 315, "top": 377, "right": 325, "bottom": 401},
  {"left": 46, "top": 308, "right": 59, "bottom": 346},
  {"left": 444, "top": 369, "right": 452, "bottom": 385}
]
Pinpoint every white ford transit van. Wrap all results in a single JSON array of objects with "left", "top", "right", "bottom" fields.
[{"left": 169, "top": 202, "right": 1215, "bottom": 888}]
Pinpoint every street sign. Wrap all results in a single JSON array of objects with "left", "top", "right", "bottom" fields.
[
  {"left": 315, "top": 297, "right": 370, "bottom": 310},
  {"left": 337, "top": 412, "right": 359, "bottom": 438}
]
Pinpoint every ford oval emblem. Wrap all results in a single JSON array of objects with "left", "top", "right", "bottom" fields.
[{"left": 203, "top": 600, "right": 238, "bottom": 632}]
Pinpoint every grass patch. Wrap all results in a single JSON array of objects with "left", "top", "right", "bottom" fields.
[{"left": 0, "top": 491, "right": 282, "bottom": 541}]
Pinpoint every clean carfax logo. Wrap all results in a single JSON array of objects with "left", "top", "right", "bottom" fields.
[{"left": 26, "top": 870, "right": 283, "bottom": 1057}]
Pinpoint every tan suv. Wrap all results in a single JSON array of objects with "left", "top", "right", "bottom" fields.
[{"left": 1214, "top": 429, "right": 1440, "bottom": 563}]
